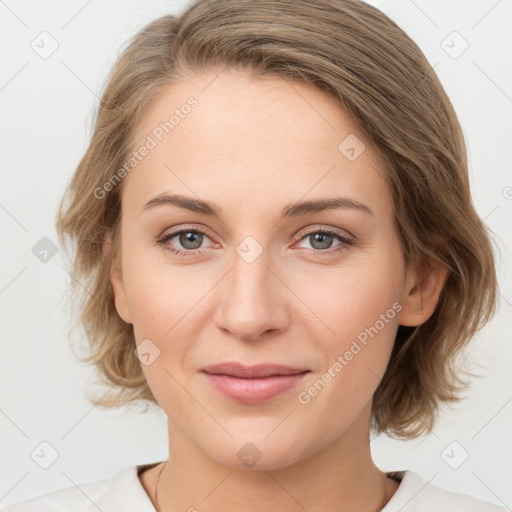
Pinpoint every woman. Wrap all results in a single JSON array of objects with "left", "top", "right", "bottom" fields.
[{"left": 5, "top": 0, "right": 505, "bottom": 510}]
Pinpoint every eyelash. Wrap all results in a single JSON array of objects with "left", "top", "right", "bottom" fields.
[{"left": 155, "top": 227, "right": 355, "bottom": 258}]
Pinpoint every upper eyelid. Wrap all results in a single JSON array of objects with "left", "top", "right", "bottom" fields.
[{"left": 295, "top": 224, "right": 354, "bottom": 240}]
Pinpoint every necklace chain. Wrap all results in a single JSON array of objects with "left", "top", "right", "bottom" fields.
[
  {"left": 155, "top": 461, "right": 167, "bottom": 512},
  {"left": 154, "top": 461, "right": 391, "bottom": 512}
]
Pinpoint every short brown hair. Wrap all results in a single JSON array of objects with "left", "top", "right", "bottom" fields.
[{"left": 56, "top": 0, "right": 498, "bottom": 439}]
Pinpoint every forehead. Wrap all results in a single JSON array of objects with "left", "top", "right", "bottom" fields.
[
  {"left": 122, "top": 69, "right": 390, "bottom": 219},
  {"left": 136, "top": 69, "right": 368, "bottom": 151}
]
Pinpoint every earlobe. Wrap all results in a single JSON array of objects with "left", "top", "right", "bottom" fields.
[
  {"left": 104, "top": 231, "right": 133, "bottom": 325},
  {"left": 398, "top": 261, "right": 449, "bottom": 327}
]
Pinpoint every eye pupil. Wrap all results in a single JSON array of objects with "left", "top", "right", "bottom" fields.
[
  {"left": 180, "top": 231, "right": 203, "bottom": 249},
  {"left": 310, "top": 232, "right": 333, "bottom": 250}
]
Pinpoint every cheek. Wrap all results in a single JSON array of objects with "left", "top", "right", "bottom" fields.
[
  {"left": 293, "top": 276, "right": 402, "bottom": 431},
  {"left": 122, "top": 248, "right": 211, "bottom": 377},
  {"left": 315, "top": 279, "right": 400, "bottom": 387},
  {"left": 293, "top": 250, "right": 404, "bottom": 343},
  {"left": 121, "top": 241, "right": 183, "bottom": 331},
  {"left": 291, "top": 247, "right": 404, "bottom": 397}
]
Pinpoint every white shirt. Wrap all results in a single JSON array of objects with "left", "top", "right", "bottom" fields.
[{"left": 3, "top": 463, "right": 507, "bottom": 511}]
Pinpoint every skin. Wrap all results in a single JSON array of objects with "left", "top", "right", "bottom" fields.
[{"left": 107, "top": 69, "right": 448, "bottom": 511}]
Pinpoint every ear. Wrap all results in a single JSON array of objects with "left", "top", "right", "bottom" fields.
[
  {"left": 104, "top": 231, "right": 133, "bottom": 325},
  {"left": 397, "top": 259, "right": 449, "bottom": 327}
]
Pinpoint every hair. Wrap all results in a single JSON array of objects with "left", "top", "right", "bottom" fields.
[{"left": 56, "top": 0, "right": 498, "bottom": 439}]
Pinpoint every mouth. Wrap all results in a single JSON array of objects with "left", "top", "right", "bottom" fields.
[
  {"left": 200, "top": 362, "right": 311, "bottom": 404},
  {"left": 200, "top": 362, "right": 310, "bottom": 378}
]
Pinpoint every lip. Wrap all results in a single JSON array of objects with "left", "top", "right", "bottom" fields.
[
  {"left": 200, "top": 363, "right": 310, "bottom": 404},
  {"left": 200, "top": 362, "right": 310, "bottom": 378}
]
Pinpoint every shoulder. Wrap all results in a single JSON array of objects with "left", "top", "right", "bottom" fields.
[
  {"left": 383, "top": 470, "right": 508, "bottom": 512},
  {"left": 2, "top": 465, "right": 155, "bottom": 512},
  {"left": 2, "top": 477, "right": 112, "bottom": 512}
]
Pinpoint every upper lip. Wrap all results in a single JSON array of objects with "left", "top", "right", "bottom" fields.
[{"left": 200, "top": 363, "right": 310, "bottom": 378}]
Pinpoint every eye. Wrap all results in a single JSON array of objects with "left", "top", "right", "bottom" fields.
[
  {"left": 294, "top": 228, "right": 354, "bottom": 257},
  {"left": 155, "top": 228, "right": 213, "bottom": 256}
]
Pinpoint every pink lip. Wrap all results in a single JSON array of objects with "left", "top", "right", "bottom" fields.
[
  {"left": 201, "top": 362, "right": 310, "bottom": 378},
  {"left": 200, "top": 363, "right": 310, "bottom": 404}
]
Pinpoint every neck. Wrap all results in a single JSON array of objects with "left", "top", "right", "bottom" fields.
[{"left": 147, "top": 405, "right": 399, "bottom": 512}]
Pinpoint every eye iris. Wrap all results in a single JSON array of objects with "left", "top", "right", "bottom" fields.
[
  {"left": 180, "top": 231, "right": 203, "bottom": 250},
  {"left": 310, "top": 232, "right": 333, "bottom": 250}
]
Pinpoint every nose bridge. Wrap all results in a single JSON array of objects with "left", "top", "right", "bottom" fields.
[
  {"left": 232, "top": 237, "right": 271, "bottom": 300},
  {"left": 214, "top": 234, "right": 287, "bottom": 340}
]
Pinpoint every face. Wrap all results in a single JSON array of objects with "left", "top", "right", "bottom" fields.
[{"left": 109, "top": 69, "right": 423, "bottom": 470}]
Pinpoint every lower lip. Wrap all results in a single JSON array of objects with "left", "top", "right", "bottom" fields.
[{"left": 201, "top": 372, "right": 310, "bottom": 404}]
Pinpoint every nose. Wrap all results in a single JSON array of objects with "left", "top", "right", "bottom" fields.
[{"left": 213, "top": 244, "right": 290, "bottom": 342}]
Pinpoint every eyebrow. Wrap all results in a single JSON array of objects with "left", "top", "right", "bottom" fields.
[{"left": 141, "top": 193, "right": 373, "bottom": 218}]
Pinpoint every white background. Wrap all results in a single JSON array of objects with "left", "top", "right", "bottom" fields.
[{"left": 1, "top": 0, "right": 511, "bottom": 509}]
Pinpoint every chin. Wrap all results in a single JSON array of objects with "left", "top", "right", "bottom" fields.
[{"left": 205, "top": 436, "right": 305, "bottom": 471}]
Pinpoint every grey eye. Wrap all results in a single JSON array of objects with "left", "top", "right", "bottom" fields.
[
  {"left": 308, "top": 232, "right": 335, "bottom": 250},
  {"left": 176, "top": 231, "right": 204, "bottom": 250}
]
